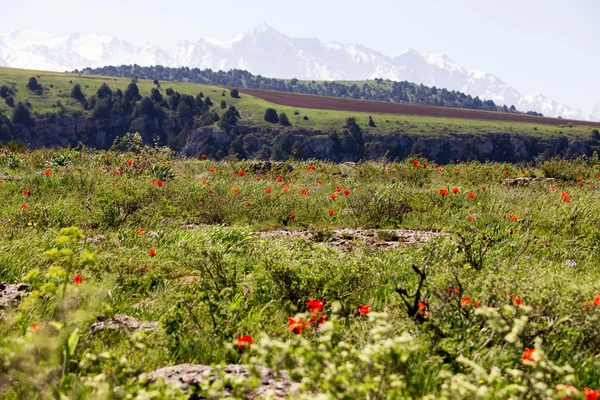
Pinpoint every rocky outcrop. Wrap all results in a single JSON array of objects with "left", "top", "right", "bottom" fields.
[
  {"left": 90, "top": 315, "right": 159, "bottom": 333},
  {"left": 0, "top": 283, "right": 29, "bottom": 308},
  {"left": 6, "top": 115, "right": 598, "bottom": 163},
  {"left": 149, "top": 364, "right": 298, "bottom": 399}
]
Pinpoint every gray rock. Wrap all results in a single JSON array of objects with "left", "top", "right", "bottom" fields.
[
  {"left": 90, "top": 315, "right": 159, "bottom": 333},
  {"left": 0, "top": 283, "right": 30, "bottom": 308},
  {"left": 149, "top": 364, "right": 298, "bottom": 399}
]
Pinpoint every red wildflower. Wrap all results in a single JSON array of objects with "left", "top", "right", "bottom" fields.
[
  {"left": 23, "top": 189, "right": 30, "bottom": 196},
  {"left": 483, "top": 186, "right": 487, "bottom": 191},
  {"left": 561, "top": 192, "right": 571, "bottom": 203},
  {"left": 596, "top": 173, "right": 600, "bottom": 179},
  {"left": 336, "top": 186, "right": 342, "bottom": 192},
  {"left": 233, "top": 188, "right": 240, "bottom": 194},
  {"left": 311, "top": 314, "right": 327, "bottom": 326},
  {"left": 137, "top": 228, "right": 145, "bottom": 235},
  {"left": 45, "top": 169, "right": 51, "bottom": 176},
  {"left": 521, "top": 169, "right": 526, "bottom": 174},
  {"left": 412, "top": 159, "right": 419, "bottom": 168},
  {"left": 149, "top": 249, "right": 157, "bottom": 257},
  {"left": 288, "top": 317, "right": 307, "bottom": 334},
  {"left": 509, "top": 228, "right": 514, "bottom": 235},
  {"left": 307, "top": 165, "right": 315, "bottom": 172},
  {"left": 301, "top": 188, "right": 308, "bottom": 195},
  {"left": 266, "top": 187, "right": 272, "bottom": 193},
  {"left": 201, "top": 154, "right": 207, "bottom": 159},
  {"left": 343, "top": 189, "right": 350, "bottom": 196},
  {"left": 156, "top": 180, "right": 163, "bottom": 187},
  {"left": 277, "top": 176, "right": 283, "bottom": 182},
  {"left": 330, "top": 193, "right": 338, "bottom": 200},
  {"left": 306, "top": 299, "right": 324, "bottom": 314},
  {"left": 461, "top": 297, "right": 472, "bottom": 308},
  {"left": 468, "top": 192, "right": 475, "bottom": 199},
  {"left": 31, "top": 323, "right": 41, "bottom": 331},
  {"left": 436, "top": 168, "right": 442, "bottom": 173},
  {"left": 593, "top": 296, "right": 600, "bottom": 306},
  {"left": 439, "top": 189, "right": 448, "bottom": 197},
  {"left": 246, "top": 200, "right": 251, "bottom": 206},
  {"left": 474, "top": 300, "right": 481, "bottom": 308},
  {"left": 73, "top": 274, "right": 82, "bottom": 285},
  {"left": 151, "top": 179, "right": 156, "bottom": 184},
  {"left": 453, "top": 167, "right": 459, "bottom": 172},
  {"left": 423, "top": 163, "right": 428, "bottom": 168},
  {"left": 452, "top": 187, "right": 459, "bottom": 194},
  {"left": 552, "top": 185, "right": 558, "bottom": 191},
  {"left": 255, "top": 177, "right": 261, "bottom": 181},
  {"left": 514, "top": 297, "right": 525, "bottom": 307},
  {"left": 358, "top": 304, "right": 371, "bottom": 315},
  {"left": 509, "top": 214, "right": 518, "bottom": 222},
  {"left": 208, "top": 189, "right": 214, "bottom": 194},
  {"left": 21, "top": 204, "right": 27, "bottom": 210},
  {"left": 467, "top": 215, "right": 474, "bottom": 221},
  {"left": 239, "top": 171, "right": 245, "bottom": 177},
  {"left": 583, "top": 388, "right": 600, "bottom": 400},
  {"left": 290, "top": 214, "right": 295, "bottom": 220},
  {"left": 418, "top": 301, "right": 429, "bottom": 317},
  {"left": 318, "top": 179, "right": 323, "bottom": 184},
  {"left": 328, "top": 209, "right": 335, "bottom": 216},
  {"left": 577, "top": 177, "right": 583, "bottom": 183},
  {"left": 209, "top": 168, "right": 215, "bottom": 173},
  {"left": 522, "top": 347, "right": 536, "bottom": 362},
  {"left": 127, "top": 160, "right": 133, "bottom": 166},
  {"left": 237, "top": 335, "right": 253, "bottom": 350}
]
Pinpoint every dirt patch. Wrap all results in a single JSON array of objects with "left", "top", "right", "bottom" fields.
[
  {"left": 149, "top": 364, "right": 298, "bottom": 399},
  {"left": 90, "top": 315, "right": 159, "bottom": 333},
  {"left": 240, "top": 88, "right": 600, "bottom": 127},
  {"left": 254, "top": 228, "right": 437, "bottom": 251},
  {"left": 0, "top": 283, "right": 30, "bottom": 308}
]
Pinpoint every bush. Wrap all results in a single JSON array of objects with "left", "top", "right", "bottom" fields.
[
  {"left": 71, "top": 84, "right": 85, "bottom": 102},
  {"left": 593, "top": 129, "right": 600, "bottom": 141},
  {"left": 264, "top": 108, "right": 278, "bottom": 123},
  {"left": 278, "top": 112, "right": 291, "bottom": 126},
  {"left": 368, "top": 116, "right": 376, "bottom": 127},
  {"left": 230, "top": 88, "right": 240, "bottom": 98},
  {"left": 12, "top": 102, "right": 32, "bottom": 124},
  {"left": 220, "top": 100, "right": 227, "bottom": 109},
  {"left": 27, "top": 77, "right": 41, "bottom": 93}
]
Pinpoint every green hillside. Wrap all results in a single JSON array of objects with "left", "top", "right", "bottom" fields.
[{"left": 0, "top": 67, "right": 595, "bottom": 138}]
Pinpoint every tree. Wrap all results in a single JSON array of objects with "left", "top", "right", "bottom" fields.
[
  {"left": 592, "top": 129, "right": 600, "bottom": 141},
  {"left": 230, "top": 88, "right": 240, "bottom": 98},
  {"left": 139, "top": 96, "right": 155, "bottom": 116},
  {"left": 124, "top": 82, "right": 141, "bottom": 102},
  {"left": 71, "top": 83, "right": 85, "bottom": 102},
  {"left": 12, "top": 102, "right": 32, "bottom": 124},
  {"left": 220, "top": 100, "right": 227, "bottom": 109},
  {"left": 177, "top": 101, "right": 192, "bottom": 118},
  {"left": 264, "top": 108, "right": 278, "bottom": 123},
  {"left": 96, "top": 83, "right": 113, "bottom": 100},
  {"left": 278, "top": 112, "right": 291, "bottom": 126},
  {"left": 219, "top": 106, "right": 240, "bottom": 131},
  {"left": 151, "top": 88, "right": 163, "bottom": 103},
  {"left": 153, "top": 79, "right": 160, "bottom": 87},
  {"left": 165, "top": 88, "right": 174, "bottom": 96},
  {"left": 195, "top": 94, "right": 204, "bottom": 108},
  {"left": 27, "top": 77, "right": 41, "bottom": 93},
  {"left": 0, "top": 124, "right": 11, "bottom": 141},
  {"left": 368, "top": 116, "right": 376, "bottom": 127},
  {"left": 5, "top": 96, "right": 14, "bottom": 107},
  {"left": 204, "top": 96, "right": 213, "bottom": 106}
]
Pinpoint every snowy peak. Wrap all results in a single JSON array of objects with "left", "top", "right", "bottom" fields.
[
  {"left": 0, "top": 25, "right": 591, "bottom": 120},
  {"left": 590, "top": 102, "right": 600, "bottom": 122}
]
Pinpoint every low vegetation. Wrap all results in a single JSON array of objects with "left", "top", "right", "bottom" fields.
[{"left": 1, "top": 137, "right": 600, "bottom": 398}]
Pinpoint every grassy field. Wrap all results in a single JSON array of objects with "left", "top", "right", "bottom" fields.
[
  {"left": 0, "top": 141, "right": 600, "bottom": 398},
  {"left": 0, "top": 66, "right": 597, "bottom": 138}
]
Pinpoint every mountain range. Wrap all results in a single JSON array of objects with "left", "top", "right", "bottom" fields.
[{"left": 0, "top": 23, "right": 597, "bottom": 121}]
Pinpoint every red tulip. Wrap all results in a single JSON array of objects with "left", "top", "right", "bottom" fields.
[
  {"left": 210, "top": 168, "right": 215, "bottom": 173},
  {"left": 328, "top": 209, "right": 335, "bottom": 216},
  {"left": 343, "top": 189, "right": 350, "bottom": 196},
  {"left": 460, "top": 297, "right": 472, "bottom": 307},
  {"left": 21, "top": 204, "right": 28, "bottom": 210},
  {"left": 358, "top": 304, "right": 370, "bottom": 315},
  {"left": 288, "top": 317, "right": 307, "bottom": 334},
  {"left": 201, "top": 154, "right": 207, "bottom": 159},
  {"left": 236, "top": 335, "right": 253, "bottom": 350},
  {"left": 277, "top": 176, "right": 283, "bottom": 182},
  {"left": 127, "top": 160, "right": 133, "bottom": 166},
  {"left": 452, "top": 187, "right": 459, "bottom": 194},
  {"left": 149, "top": 249, "right": 157, "bottom": 257},
  {"left": 330, "top": 193, "right": 338, "bottom": 200},
  {"left": 318, "top": 179, "right": 323, "bottom": 184},
  {"left": 577, "top": 177, "right": 583, "bottom": 183},
  {"left": 266, "top": 187, "right": 272, "bottom": 193},
  {"left": 239, "top": 171, "right": 245, "bottom": 177},
  {"left": 336, "top": 186, "right": 342, "bottom": 192},
  {"left": 306, "top": 299, "right": 324, "bottom": 314},
  {"left": 468, "top": 192, "right": 475, "bottom": 199},
  {"left": 582, "top": 388, "right": 600, "bottom": 400},
  {"left": 45, "top": 169, "right": 51, "bottom": 176},
  {"left": 439, "top": 189, "right": 448, "bottom": 197},
  {"left": 467, "top": 215, "right": 474, "bottom": 221},
  {"left": 156, "top": 180, "right": 163, "bottom": 187},
  {"left": 522, "top": 347, "right": 536, "bottom": 362},
  {"left": 23, "top": 189, "right": 30, "bottom": 196},
  {"left": 290, "top": 214, "right": 295, "bottom": 220}
]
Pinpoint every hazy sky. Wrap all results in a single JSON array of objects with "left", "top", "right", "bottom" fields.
[{"left": 3, "top": 0, "right": 599, "bottom": 112}]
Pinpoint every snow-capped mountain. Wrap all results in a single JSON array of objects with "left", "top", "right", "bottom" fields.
[
  {"left": 590, "top": 102, "right": 600, "bottom": 122},
  {"left": 0, "top": 23, "right": 592, "bottom": 120}
]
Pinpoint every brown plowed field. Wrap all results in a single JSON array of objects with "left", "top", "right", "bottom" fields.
[{"left": 240, "top": 88, "right": 600, "bottom": 128}]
